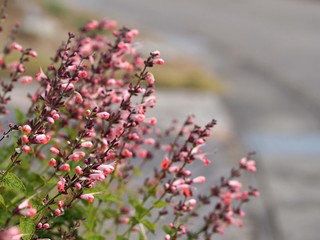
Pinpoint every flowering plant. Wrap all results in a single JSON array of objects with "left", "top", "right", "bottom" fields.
[{"left": 0, "top": 2, "right": 258, "bottom": 240}]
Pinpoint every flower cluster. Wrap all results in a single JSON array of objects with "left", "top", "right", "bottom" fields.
[{"left": 0, "top": 2, "right": 258, "bottom": 239}]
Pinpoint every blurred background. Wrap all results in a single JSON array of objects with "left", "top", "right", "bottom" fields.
[{"left": 6, "top": 0, "right": 320, "bottom": 239}]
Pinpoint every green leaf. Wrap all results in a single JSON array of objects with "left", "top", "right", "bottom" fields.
[
  {"left": 147, "top": 186, "right": 157, "bottom": 198},
  {"left": 15, "top": 108, "right": 25, "bottom": 124},
  {"left": 20, "top": 217, "right": 35, "bottom": 240},
  {"left": 163, "top": 225, "right": 175, "bottom": 235},
  {"left": 129, "top": 198, "right": 148, "bottom": 220},
  {"left": 133, "top": 167, "right": 143, "bottom": 176},
  {"left": 96, "top": 193, "right": 121, "bottom": 203},
  {"left": 1, "top": 172, "right": 26, "bottom": 193},
  {"left": 141, "top": 219, "right": 155, "bottom": 234},
  {"left": 86, "top": 234, "right": 105, "bottom": 240},
  {"left": 153, "top": 201, "right": 168, "bottom": 208},
  {"left": 0, "top": 194, "right": 5, "bottom": 209},
  {"left": 116, "top": 236, "right": 129, "bottom": 240},
  {"left": 138, "top": 231, "right": 144, "bottom": 240}
]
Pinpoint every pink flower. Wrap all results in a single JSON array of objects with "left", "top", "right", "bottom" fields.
[
  {"left": 144, "top": 138, "right": 155, "bottom": 145},
  {"left": 122, "top": 149, "right": 133, "bottom": 158},
  {"left": 138, "top": 149, "right": 148, "bottom": 159},
  {"left": 151, "top": 50, "right": 161, "bottom": 58},
  {"left": 43, "top": 223, "right": 50, "bottom": 229},
  {"left": 0, "top": 226, "right": 22, "bottom": 240},
  {"left": 118, "top": 217, "right": 130, "bottom": 224},
  {"left": 89, "top": 172, "right": 105, "bottom": 182},
  {"left": 132, "top": 114, "right": 145, "bottom": 124},
  {"left": 192, "top": 176, "right": 206, "bottom": 184},
  {"left": 18, "top": 76, "right": 33, "bottom": 84},
  {"left": 145, "top": 72, "right": 155, "bottom": 85},
  {"left": 50, "top": 147, "right": 60, "bottom": 155},
  {"left": 22, "top": 125, "right": 32, "bottom": 134},
  {"left": 81, "top": 141, "right": 93, "bottom": 148},
  {"left": 59, "top": 163, "right": 70, "bottom": 172},
  {"left": 54, "top": 209, "right": 61, "bottom": 216},
  {"left": 75, "top": 182, "right": 82, "bottom": 190},
  {"left": 27, "top": 50, "right": 38, "bottom": 57},
  {"left": 10, "top": 42, "right": 23, "bottom": 51},
  {"left": 185, "top": 198, "right": 197, "bottom": 207},
  {"left": 35, "top": 67, "right": 47, "bottom": 82},
  {"left": 148, "top": 117, "right": 157, "bottom": 126},
  {"left": 57, "top": 177, "right": 66, "bottom": 192},
  {"left": 22, "top": 145, "right": 31, "bottom": 153},
  {"left": 80, "top": 193, "right": 95, "bottom": 203},
  {"left": 97, "top": 164, "right": 114, "bottom": 175},
  {"left": 74, "top": 91, "right": 83, "bottom": 104},
  {"left": 246, "top": 160, "right": 257, "bottom": 172},
  {"left": 161, "top": 157, "right": 171, "bottom": 169},
  {"left": 61, "top": 83, "right": 74, "bottom": 91},
  {"left": 49, "top": 158, "right": 57, "bottom": 166},
  {"left": 19, "top": 207, "right": 37, "bottom": 217},
  {"left": 34, "top": 134, "right": 50, "bottom": 144},
  {"left": 78, "top": 70, "right": 88, "bottom": 78},
  {"left": 165, "top": 234, "right": 171, "bottom": 240},
  {"left": 85, "top": 20, "right": 99, "bottom": 31},
  {"left": 153, "top": 58, "right": 165, "bottom": 65},
  {"left": 21, "top": 135, "right": 29, "bottom": 143},
  {"left": 228, "top": 180, "right": 243, "bottom": 192},
  {"left": 46, "top": 117, "right": 54, "bottom": 124},
  {"left": 96, "top": 111, "right": 110, "bottom": 120},
  {"left": 75, "top": 166, "right": 84, "bottom": 175}
]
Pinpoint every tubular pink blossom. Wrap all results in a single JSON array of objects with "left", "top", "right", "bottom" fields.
[
  {"left": 185, "top": 199, "right": 197, "bottom": 207},
  {"left": 85, "top": 20, "right": 99, "bottom": 31},
  {"left": 89, "top": 172, "right": 105, "bottom": 182},
  {"left": 97, "top": 164, "right": 114, "bottom": 175},
  {"left": 50, "top": 147, "right": 60, "bottom": 155},
  {"left": 22, "top": 145, "right": 31, "bottom": 153},
  {"left": 132, "top": 114, "right": 145, "bottom": 124},
  {"left": 192, "top": 176, "right": 206, "bottom": 183},
  {"left": 34, "top": 134, "right": 50, "bottom": 144},
  {"left": 19, "top": 207, "right": 37, "bottom": 217},
  {"left": 59, "top": 163, "right": 70, "bottom": 172},
  {"left": 80, "top": 193, "right": 95, "bottom": 203},
  {"left": 35, "top": 67, "right": 47, "bottom": 82},
  {"left": 49, "top": 158, "right": 57, "bottom": 166},
  {"left": 153, "top": 58, "right": 165, "bottom": 65},
  {"left": 57, "top": 177, "right": 66, "bottom": 192},
  {"left": 27, "top": 50, "right": 38, "bottom": 57},
  {"left": 43, "top": 223, "right": 50, "bottom": 229},
  {"left": 78, "top": 70, "right": 88, "bottom": 78},
  {"left": 18, "top": 76, "right": 33, "bottom": 84},
  {"left": 96, "top": 111, "right": 110, "bottom": 120},
  {"left": 151, "top": 50, "right": 161, "bottom": 58},
  {"left": 75, "top": 166, "right": 83, "bottom": 175},
  {"left": 75, "top": 182, "right": 82, "bottom": 190},
  {"left": 22, "top": 125, "right": 32, "bottom": 134},
  {"left": 246, "top": 160, "right": 257, "bottom": 172},
  {"left": 21, "top": 135, "right": 29, "bottom": 143},
  {"left": 228, "top": 180, "right": 243, "bottom": 192},
  {"left": 10, "top": 42, "right": 23, "bottom": 51},
  {"left": 122, "top": 149, "right": 133, "bottom": 158},
  {"left": 169, "top": 165, "right": 180, "bottom": 172},
  {"left": 61, "top": 83, "right": 74, "bottom": 91},
  {"left": 145, "top": 72, "right": 155, "bottom": 85},
  {"left": 74, "top": 91, "right": 83, "bottom": 104},
  {"left": 148, "top": 117, "right": 157, "bottom": 126},
  {"left": 81, "top": 141, "right": 93, "bottom": 148},
  {"left": 46, "top": 117, "right": 55, "bottom": 124}
]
